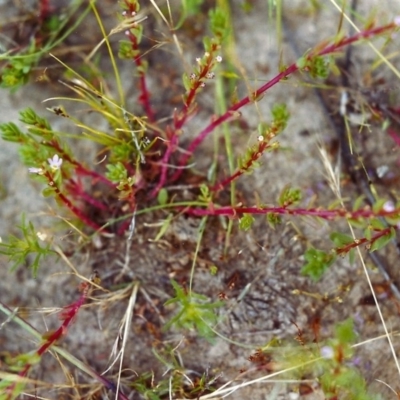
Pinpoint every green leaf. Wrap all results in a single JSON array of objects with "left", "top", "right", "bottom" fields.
[
  {"left": 266, "top": 212, "right": 282, "bottom": 229},
  {"left": 19, "top": 108, "right": 51, "bottom": 131},
  {"left": 301, "top": 248, "right": 336, "bottom": 281},
  {"left": 182, "top": 72, "right": 192, "bottom": 92},
  {"left": 0, "top": 122, "right": 24, "bottom": 143},
  {"left": 153, "top": 214, "right": 173, "bottom": 242},
  {"left": 198, "top": 183, "right": 212, "bottom": 203},
  {"left": 209, "top": 7, "right": 229, "bottom": 41},
  {"left": 105, "top": 162, "right": 128, "bottom": 183},
  {"left": 271, "top": 103, "right": 290, "bottom": 131},
  {"left": 352, "top": 194, "right": 365, "bottom": 211},
  {"left": 203, "top": 36, "right": 212, "bottom": 53},
  {"left": 209, "top": 265, "right": 218, "bottom": 275},
  {"left": 335, "top": 318, "right": 356, "bottom": 344},
  {"left": 0, "top": 214, "right": 56, "bottom": 277},
  {"left": 308, "top": 56, "right": 330, "bottom": 79},
  {"left": 364, "top": 225, "right": 373, "bottom": 241},
  {"left": 118, "top": 40, "right": 138, "bottom": 59},
  {"left": 163, "top": 280, "right": 223, "bottom": 341},
  {"left": 348, "top": 217, "right": 365, "bottom": 229},
  {"left": 372, "top": 197, "right": 388, "bottom": 213},
  {"left": 349, "top": 248, "right": 355, "bottom": 265},
  {"left": 157, "top": 188, "right": 168, "bottom": 206},
  {"left": 370, "top": 218, "right": 385, "bottom": 230},
  {"left": 278, "top": 186, "right": 302, "bottom": 207},
  {"left": 330, "top": 232, "right": 353, "bottom": 247},
  {"left": 42, "top": 187, "right": 57, "bottom": 197},
  {"left": 370, "top": 228, "right": 396, "bottom": 252},
  {"left": 296, "top": 56, "right": 307, "bottom": 69},
  {"left": 239, "top": 214, "right": 255, "bottom": 231}
]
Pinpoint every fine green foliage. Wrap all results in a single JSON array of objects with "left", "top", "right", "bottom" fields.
[
  {"left": 163, "top": 280, "right": 223, "bottom": 341},
  {"left": 301, "top": 248, "right": 336, "bottom": 281},
  {"left": 0, "top": 215, "right": 57, "bottom": 277},
  {"left": 239, "top": 213, "right": 255, "bottom": 231},
  {"left": 278, "top": 186, "right": 302, "bottom": 207},
  {"left": 296, "top": 54, "right": 331, "bottom": 79},
  {"left": 317, "top": 319, "right": 379, "bottom": 400},
  {"left": 0, "top": 1, "right": 91, "bottom": 91}
]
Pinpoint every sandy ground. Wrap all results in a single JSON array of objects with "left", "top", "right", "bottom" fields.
[{"left": 1, "top": 0, "right": 400, "bottom": 399}]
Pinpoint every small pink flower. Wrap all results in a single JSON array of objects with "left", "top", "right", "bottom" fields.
[{"left": 48, "top": 154, "right": 63, "bottom": 170}]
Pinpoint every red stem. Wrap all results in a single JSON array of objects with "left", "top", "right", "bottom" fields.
[
  {"left": 335, "top": 227, "right": 391, "bottom": 255},
  {"left": 66, "top": 180, "right": 109, "bottom": 211},
  {"left": 152, "top": 43, "right": 220, "bottom": 197},
  {"left": 171, "top": 22, "right": 397, "bottom": 182},
  {"left": 150, "top": 129, "right": 178, "bottom": 197},
  {"left": 44, "top": 172, "right": 107, "bottom": 232},
  {"left": 5, "top": 282, "right": 90, "bottom": 400},
  {"left": 1, "top": 298, "right": 130, "bottom": 400},
  {"left": 125, "top": 31, "right": 156, "bottom": 122},
  {"left": 211, "top": 137, "right": 274, "bottom": 191},
  {"left": 182, "top": 204, "right": 400, "bottom": 220},
  {"left": 38, "top": 0, "right": 51, "bottom": 23},
  {"left": 47, "top": 140, "right": 114, "bottom": 187}
]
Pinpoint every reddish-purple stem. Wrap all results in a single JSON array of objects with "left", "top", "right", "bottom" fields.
[
  {"left": 1, "top": 298, "right": 130, "bottom": 400},
  {"left": 48, "top": 140, "right": 114, "bottom": 187},
  {"left": 5, "top": 282, "right": 90, "bottom": 400},
  {"left": 150, "top": 130, "right": 178, "bottom": 197},
  {"left": 171, "top": 22, "right": 397, "bottom": 182},
  {"left": 38, "top": 0, "right": 51, "bottom": 23},
  {"left": 44, "top": 172, "right": 107, "bottom": 232},
  {"left": 125, "top": 31, "right": 155, "bottom": 122},
  {"left": 211, "top": 137, "right": 274, "bottom": 191},
  {"left": 183, "top": 204, "right": 400, "bottom": 220},
  {"left": 178, "top": 45, "right": 219, "bottom": 126},
  {"left": 152, "top": 44, "right": 220, "bottom": 197},
  {"left": 73, "top": 163, "right": 115, "bottom": 187},
  {"left": 335, "top": 227, "right": 392, "bottom": 255},
  {"left": 388, "top": 127, "right": 400, "bottom": 148},
  {"left": 65, "top": 180, "right": 109, "bottom": 211}
]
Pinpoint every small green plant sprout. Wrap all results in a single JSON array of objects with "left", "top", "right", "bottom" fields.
[
  {"left": 163, "top": 280, "right": 223, "bottom": 341},
  {"left": 301, "top": 248, "right": 337, "bottom": 282},
  {"left": 296, "top": 54, "right": 331, "bottom": 79},
  {"left": 317, "top": 319, "right": 377, "bottom": 400},
  {"left": 0, "top": 1, "right": 91, "bottom": 91},
  {"left": 0, "top": 214, "right": 57, "bottom": 277},
  {"left": 267, "top": 319, "right": 378, "bottom": 399}
]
